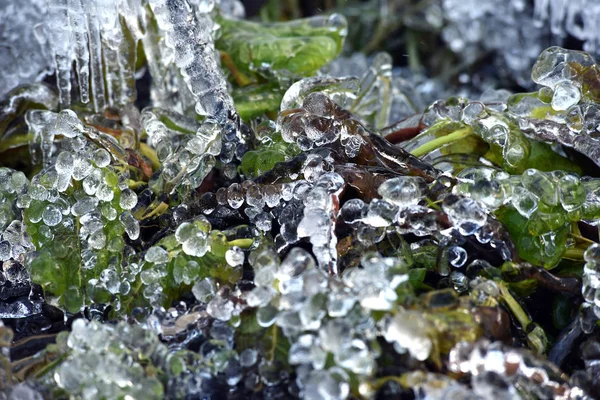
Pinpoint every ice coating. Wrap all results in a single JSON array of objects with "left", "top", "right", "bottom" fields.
[
  {"left": 0, "top": 0, "right": 245, "bottom": 116},
  {"left": 582, "top": 243, "right": 600, "bottom": 327},
  {"left": 533, "top": 0, "right": 600, "bottom": 55},
  {"left": 3, "top": 0, "right": 600, "bottom": 111},
  {"left": 54, "top": 319, "right": 165, "bottom": 398},
  {"left": 448, "top": 339, "right": 586, "bottom": 399},
  {"left": 0, "top": 0, "right": 50, "bottom": 98},
  {"left": 250, "top": 249, "right": 412, "bottom": 391}
]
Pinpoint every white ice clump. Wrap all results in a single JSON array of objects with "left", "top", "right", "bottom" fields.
[
  {"left": 142, "top": 109, "right": 221, "bottom": 194},
  {"left": 377, "top": 176, "right": 425, "bottom": 208},
  {"left": 551, "top": 81, "right": 581, "bottom": 111},
  {"left": 448, "top": 339, "right": 584, "bottom": 399},
  {"left": 383, "top": 311, "right": 432, "bottom": 361},
  {"left": 582, "top": 243, "right": 600, "bottom": 321},
  {"left": 443, "top": 197, "right": 487, "bottom": 236},
  {"left": 1, "top": 0, "right": 244, "bottom": 117},
  {"left": 54, "top": 319, "right": 165, "bottom": 399},
  {"left": 297, "top": 172, "right": 344, "bottom": 273},
  {"left": 251, "top": 248, "right": 415, "bottom": 393}
]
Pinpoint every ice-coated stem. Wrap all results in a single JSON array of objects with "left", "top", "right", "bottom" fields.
[
  {"left": 410, "top": 126, "right": 473, "bottom": 158},
  {"left": 523, "top": 118, "right": 600, "bottom": 168},
  {"left": 148, "top": 0, "right": 237, "bottom": 127}
]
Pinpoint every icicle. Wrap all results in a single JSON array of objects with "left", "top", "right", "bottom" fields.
[
  {"left": 82, "top": 0, "right": 107, "bottom": 112},
  {"left": 25, "top": 110, "right": 58, "bottom": 167},
  {"left": 69, "top": 0, "right": 91, "bottom": 104},
  {"left": 46, "top": 0, "right": 73, "bottom": 107}
]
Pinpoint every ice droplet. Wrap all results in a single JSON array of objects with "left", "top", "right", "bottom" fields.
[
  {"left": 192, "top": 278, "right": 215, "bottom": 303},
  {"left": 55, "top": 151, "right": 74, "bottom": 175},
  {"left": 95, "top": 183, "right": 114, "bottom": 202},
  {"left": 511, "top": 185, "right": 538, "bottom": 217},
  {"left": 119, "top": 212, "right": 140, "bottom": 240},
  {"left": 119, "top": 189, "right": 138, "bottom": 210},
  {"left": 93, "top": 149, "right": 111, "bottom": 168},
  {"left": 54, "top": 109, "right": 82, "bottom": 138},
  {"left": 42, "top": 204, "right": 62, "bottom": 227},
  {"left": 207, "top": 295, "right": 234, "bottom": 321},
  {"left": 522, "top": 169, "right": 558, "bottom": 206},
  {"left": 71, "top": 197, "right": 98, "bottom": 216},
  {"left": 447, "top": 246, "right": 468, "bottom": 268},
  {"left": 227, "top": 183, "right": 244, "bottom": 209},
  {"left": 175, "top": 222, "right": 196, "bottom": 243},
  {"left": 362, "top": 199, "right": 397, "bottom": 227},
  {"left": 0, "top": 241, "right": 11, "bottom": 261},
  {"left": 225, "top": 246, "right": 244, "bottom": 266},
  {"left": 383, "top": 311, "right": 432, "bottom": 361},
  {"left": 145, "top": 246, "right": 169, "bottom": 263},
  {"left": 182, "top": 235, "right": 208, "bottom": 257},
  {"left": 378, "top": 176, "right": 425, "bottom": 208},
  {"left": 246, "top": 286, "right": 276, "bottom": 307},
  {"left": 444, "top": 197, "right": 487, "bottom": 236},
  {"left": 239, "top": 349, "right": 258, "bottom": 367},
  {"left": 257, "top": 304, "right": 278, "bottom": 327}
]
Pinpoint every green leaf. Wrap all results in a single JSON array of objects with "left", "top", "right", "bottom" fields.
[
  {"left": 407, "top": 268, "right": 426, "bottom": 287},
  {"left": 239, "top": 133, "right": 299, "bottom": 178},
  {"left": 524, "top": 141, "right": 582, "bottom": 175},
  {"left": 495, "top": 206, "right": 568, "bottom": 269},
  {"left": 216, "top": 15, "right": 346, "bottom": 78},
  {"left": 232, "top": 83, "right": 285, "bottom": 120}
]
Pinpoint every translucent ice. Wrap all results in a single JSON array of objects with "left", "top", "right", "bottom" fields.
[
  {"left": 444, "top": 197, "right": 487, "bottom": 236},
  {"left": 383, "top": 311, "right": 432, "bottom": 361},
  {"left": 207, "top": 295, "right": 234, "bottom": 321},
  {"left": 551, "top": 81, "right": 581, "bottom": 111}
]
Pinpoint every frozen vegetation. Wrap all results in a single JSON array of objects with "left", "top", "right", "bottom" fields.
[{"left": 2, "top": 0, "right": 600, "bottom": 399}]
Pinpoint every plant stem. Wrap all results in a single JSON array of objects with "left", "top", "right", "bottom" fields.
[
  {"left": 142, "top": 201, "right": 169, "bottom": 220},
  {"left": 34, "top": 353, "right": 68, "bottom": 379},
  {"left": 570, "top": 232, "right": 595, "bottom": 245},
  {"left": 564, "top": 247, "right": 586, "bottom": 260},
  {"left": 228, "top": 238, "right": 254, "bottom": 248},
  {"left": 122, "top": 279, "right": 144, "bottom": 313},
  {"left": 128, "top": 180, "right": 147, "bottom": 190},
  {"left": 269, "top": 324, "right": 278, "bottom": 362},
  {"left": 497, "top": 280, "right": 547, "bottom": 353},
  {"left": 410, "top": 127, "right": 473, "bottom": 158},
  {"left": 220, "top": 52, "right": 254, "bottom": 87},
  {"left": 425, "top": 198, "right": 442, "bottom": 211},
  {"left": 406, "top": 30, "right": 420, "bottom": 71},
  {"left": 497, "top": 281, "right": 528, "bottom": 328},
  {"left": 139, "top": 142, "right": 160, "bottom": 171}
]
